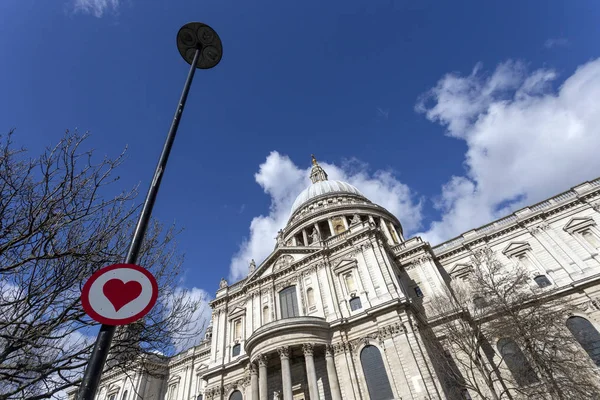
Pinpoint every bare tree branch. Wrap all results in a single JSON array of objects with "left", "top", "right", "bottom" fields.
[{"left": 0, "top": 130, "right": 207, "bottom": 400}]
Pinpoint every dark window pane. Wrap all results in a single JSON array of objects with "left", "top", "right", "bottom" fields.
[
  {"left": 350, "top": 297, "right": 362, "bottom": 311},
  {"left": 232, "top": 344, "right": 241, "bottom": 357},
  {"left": 497, "top": 338, "right": 538, "bottom": 386},
  {"left": 279, "top": 286, "right": 298, "bottom": 318},
  {"left": 473, "top": 297, "right": 487, "bottom": 308},
  {"left": 229, "top": 390, "right": 243, "bottom": 400},
  {"left": 414, "top": 286, "right": 423, "bottom": 298},
  {"left": 360, "top": 345, "right": 394, "bottom": 400},
  {"left": 567, "top": 316, "right": 600, "bottom": 366},
  {"left": 533, "top": 275, "right": 551, "bottom": 288}
]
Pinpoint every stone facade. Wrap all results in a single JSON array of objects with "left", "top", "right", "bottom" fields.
[{"left": 73, "top": 159, "right": 600, "bottom": 400}]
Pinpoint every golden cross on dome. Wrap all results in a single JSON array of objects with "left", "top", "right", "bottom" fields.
[{"left": 311, "top": 154, "right": 318, "bottom": 166}]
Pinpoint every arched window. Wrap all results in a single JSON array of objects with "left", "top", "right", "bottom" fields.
[
  {"left": 279, "top": 286, "right": 299, "bottom": 318},
  {"left": 232, "top": 344, "right": 241, "bottom": 357},
  {"left": 306, "top": 288, "right": 315, "bottom": 308},
  {"left": 533, "top": 275, "right": 551, "bottom": 288},
  {"left": 229, "top": 390, "right": 243, "bottom": 400},
  {"left": 349, "top": 296, "right": 362, "bottom": 311},
  {"left": 360, "top": 345, "right": 394, "bottom": 400},
  {"left": 497, "top": 338, "right": 538, "bottom": 386},
  {"left": 344, "top": 273, "right": 356, "bottom": 293},
  {"left": 262, "top": 306, "right": 269, "bottom": 323},
  {"left": 121, "top": 390, "right": 128, "bottom": 400},
  {"left": 567, "top": 316, "right": 600, "bottom": 366}
]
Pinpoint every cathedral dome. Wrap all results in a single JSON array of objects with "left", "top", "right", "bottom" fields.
[
  {"left": 289, "top": 155, "right": 366, "bottom": 215},
  {"left": 290, "top": 180, "right": 364, "bottom": 214}
]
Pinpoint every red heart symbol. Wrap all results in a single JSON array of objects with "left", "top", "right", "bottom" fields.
[{"left": 103, "top": 279, "right": 143, "bottom": 312}]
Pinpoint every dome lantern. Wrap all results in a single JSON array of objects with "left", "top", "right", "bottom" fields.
[
  {"left": 310, "top": 154, "right": 328, "bottom": 183},
  {"left": 289, "top": 156, "right": 366, "bottom": 216}
]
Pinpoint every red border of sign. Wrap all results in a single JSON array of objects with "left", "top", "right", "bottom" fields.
[{"left": 81, "top": 263, "right": 159, "bottom": 326}]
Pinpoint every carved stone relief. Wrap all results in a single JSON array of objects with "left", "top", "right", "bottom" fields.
[{"left": 273, "top": 255, "right": 294, "bottom": 272}]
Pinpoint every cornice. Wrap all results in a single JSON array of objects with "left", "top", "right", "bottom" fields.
[
  {"left": 210, "top": 225, "right": 382, "bottom": 307},
  {"left": 432, "top": 182, "right": 600, "bottom": 260},
  {"left": 285, "top": 199, "right": 403, "bottom": 238},
  {"left": 168, "top": 349, "right": 211, "bottom": 368},
  {"left": 287, "top": 193, "right": 370, "bottom": 224},
  {"left": 200, "top": 355, "right": 250, "bottom": 380}
]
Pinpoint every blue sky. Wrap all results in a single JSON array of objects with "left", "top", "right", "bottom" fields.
[{"left": 2, "top": 0, "right": 600, "bottom": 306}]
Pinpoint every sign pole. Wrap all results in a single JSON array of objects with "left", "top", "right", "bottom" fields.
[{"left": 76, "top": 22, "right": 222, "bottom": 400}]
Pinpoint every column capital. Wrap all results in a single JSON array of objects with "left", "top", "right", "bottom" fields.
[
  {"left": 249, "top": 362, "right": 258, "bottom": 375},
  {"left": 325, "top": 344, "right": 335, "bottom": 357},
  {"left": 277, "top": 346, "right": 290, "bottom": 359},
  {"left": 256, "top": 353, "right": 268, "bottom": 367},
  {"left": 302, "top": 343, "right": 314, "bottom": 356}
]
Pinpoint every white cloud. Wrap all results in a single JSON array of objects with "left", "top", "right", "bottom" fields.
[
  {"left": 416, "top": 58, "right": 600, "bottom": 245},
  {"left": 228, "top": 153, "right": 423, "bottom": 281},
  {"left": 71, "top": 0, "right": 120, "bottom": 17},
  {"left": 164, "top": 287, "right": 212, "bottom": 353},
  {"left": 544, "top": 38, "right": 569, "bottom": 49}
]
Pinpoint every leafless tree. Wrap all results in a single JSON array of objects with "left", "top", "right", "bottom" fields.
[
  {"left": 0, "top": 130, "right": 207, "bottom": 400},
  {"left": 427, "top": 278, "right": 507, "bottom": 400},
  {"left": 428, "top": 247, "right": 600, "bottom": 400}
]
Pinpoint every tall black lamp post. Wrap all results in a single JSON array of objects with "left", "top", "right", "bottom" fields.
[{"left": 76, "top": 22, "right": 222, "bottom": 400}]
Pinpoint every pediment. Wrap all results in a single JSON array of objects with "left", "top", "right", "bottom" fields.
[
  {"left": 228, "top": 306, "right": 246, "bottom": 319},
  {"left": 332, "top": 258, "right": 357, "bottom": 275},
  {"left": 106, "top": 384, "right": 121, "bottom": 394},
  {"left": 246, "top": 247, "right": 320, "bottom": 284},
  {"left": 196, "top": 364, "right": 208, "bottom": 373},
  {"left": 449, "top": 263, "right": 471, "bottom": 275},
  {"left": 563, "top": 217, "right": 595, "bottom": 234},
  {"left": 502, "top": 241, "right": 531, "bottom": 257}
]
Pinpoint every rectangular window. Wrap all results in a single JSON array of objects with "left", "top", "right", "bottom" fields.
[
  {"left": 414, "top": 286, "right": 423, "bottom": 298},
  {"left": 387, "top": 222, "right": 399, "bottom": 244},
  {"left": 518, "top": 254, "right": 534, "bottom": 271},
  {"left": 167, "top": 385, "right": 176, "bottom": 400},
  {"left": 583, "top": 230, "right": 600, "bottom": 248},
  {"left": 279, "top": 286, "right": 299, "bottom": 318},
  {"left": 349, "top": 296, "right": 362, "bottom": 311},
  {"left": 345, "top": 273, "right": 356, "bottom": 293},
  {"left": 233, "top": 319, "right": 242, "bottom": 340}
]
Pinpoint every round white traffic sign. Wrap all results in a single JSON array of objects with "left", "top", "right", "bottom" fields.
[{"left": 81, "top": 264, "right": 158, "bottom": 326}]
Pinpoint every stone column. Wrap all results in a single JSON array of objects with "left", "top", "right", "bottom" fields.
[
  {"left": 325, "top": 345, "right": 342, "bottom": 400},
  {"left": 303, "top": 344, "right": 319, "bottom": 400},
  {"left": 250, "top": 362, "right": 259, "bottom": 400},
  {"left": 257, "top": 354, "right": 268, "bottom": 400},
  {"left": 278, "top": 346, "right": 293, "bottom": 400}
]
